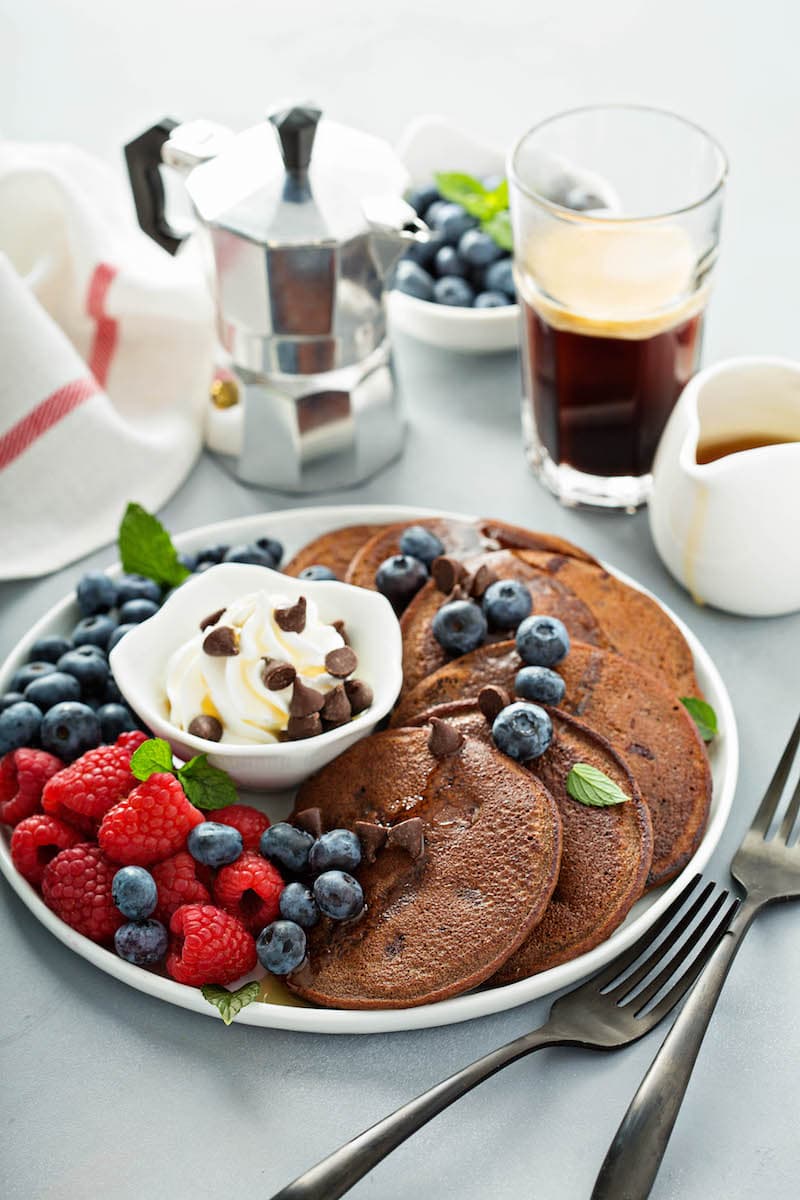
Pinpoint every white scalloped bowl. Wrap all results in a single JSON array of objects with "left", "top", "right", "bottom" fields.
[{"left": 109, "top": 563, "right": 402, "bottom": 790}]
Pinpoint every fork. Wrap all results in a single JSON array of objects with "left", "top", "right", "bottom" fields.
[
  {"left": 269, "top": 876, "right": 737, "bottom": 1200},
  {"left": 592, "top": 712, "right": 800, "bottom": 1200}
]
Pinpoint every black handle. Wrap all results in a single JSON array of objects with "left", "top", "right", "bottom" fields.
[
  {"left": 124, "top": 118, "right": 183, "bottom": 255},
  {"left": 269, "top": 105, "right": 321, "bottom": 174}
]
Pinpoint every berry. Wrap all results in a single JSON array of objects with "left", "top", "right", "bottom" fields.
[
  {"left": 187, "top": 822, "right": 243, "bottom": 868},
  {"left": 491, "top": 701, "right": 553, "bottom": 762},
  {"left": 516, "top": 615, "right": 571, "bottom": 667},
  {"left": 394, "top": 259, "right": 434, "bottom": 301},
  {"left": 103, "top": 677, "right": 124, "bottom": 705},
  {"left": 222, "top": 544, "right": 275, "bottom": 568},
  {"left": 150, "top": 850, "right": 211, "bottom": 923},
  {"left": 112, "top": 865, "right": 158, "bottom": 919},
  {"left": 107, "top": 625, "right": 136, "bottom": 652},
  {"left": 195, "top": 545, "right": 229, "bottom": 567},
  {"left": 458, "top": 229, "right": 503, "bottom": 267},
  {"left": 402, "top": 229, "right": 444, "bottom": 268},
  {"left": 118, "top": 599, "right": 159, "bottom": 625},
  {"left": 433, "top": 276, "right": 474, "bottom": 306},
  {"left": 260, "top": 822, "right": 314, "bottom": 874},
  {"left": 10, "top": 813, "right": 82, "bottom": 885},
  {"left": 429, "top": 202, "right": 478, "bottom": 245},
  {"left": 214, "top": 803, "right": 270, "bottom": 852},
  {"left": 432, "top": 600, "right": 487, "bottom": 655},
  {"left": 57, "top": 646, "right": 109, "bottom": 696},
  {"left": 254, "top": 536, "right": 283, "bottom": 566},
  {"left": 0, "top": 693, "right": 25, "bottom": 712},
  {"left": 42, "top": 738, "right": 140, "bottom": 821},
  {"left": 97, "top": 703, "right": 139, "bottom": 742},
  {"left": 473, "top": 291, "right": 509, "bottom": 308},
  {"left": 98, "top": 772, "right": 203, "bottom": 866},
  {"left": 213, "top": 850, "right": 284, "bottom": 933},
  {"left": 309, "top": 829, "right": 362, "bottom": 874},
  {"left": 482, "top": 579, "right": 533, "bottom": 631},
  {"left": 484, "top": 257, "right": 515, "bottom": 298},
  {"left": 375, "top": 554, "right": 428, "bottom": 608},
  {"left": 278, "top": 882, "right": 319, "bottom": 928},
  {"left": 72, "top": 614, "right": 117, "bottom": 650},
  {"left": 116, "top": 575, "right": 161, "bottom": 607},
  {"left": 515, "top": 666, "right": 566, "bottom": 706},
  {"left": 114, "top": 919, "right": 168, "bottom": 965},
  {"left": 41, "top": 843, "right": 124, "bottom": 941},
  {"left": 167, "top": 903, "right": 256, "bottom": 986},
  {"left": 76, "top": 571, "right": 117, "bottom": 615},
  {"left": 40, "top": 702, "right": 101, "bottom": 761},
  {"left": 398, "top": 525, "right": 445, "bottom": 568},
  {"left": 178, "top": 551, "right": 198, "bottom": 572},
  {"left": 433, "top": 245, "right": 468, "bottom": 279},
  {"left": 116, "top": 730, "right": 148, "bottom": 753},
  {"left": 29, "top": 635, "right": 72, "bottom": 664},
  {"left": 0, "top": 747, "right": 64, "bottom": 825},
  {"left": 10, "top": 662, "right": 56, "bottom": 693},
  {"left": 313, "top": 871, "right": 364, "bottom": 921},
  {"left": 24, "top": 672, "right": 81, "bottom": 712},
  {"left": 256, "top": 920, "right": 306, "bottom": 975},
  {"left": 298, "top": 565, "right": 337, "bottom": 581},
  {"left": 407, "top": 184, "right": 440, "bottom": 217},
  {"left": 0, "top": 702, "right": 43, "bottom": 755}
]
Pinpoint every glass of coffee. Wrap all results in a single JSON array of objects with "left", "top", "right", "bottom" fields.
[{"left": 508, "top": 105, "right": 727, "bottom": 510}]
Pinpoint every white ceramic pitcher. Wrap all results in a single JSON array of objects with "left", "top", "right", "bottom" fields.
[{"left": 649, "top": 357, "right": 800, "bottom": 617}]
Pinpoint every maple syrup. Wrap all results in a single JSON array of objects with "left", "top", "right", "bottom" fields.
[{"left": 695, "top": 432, "right": 799, "bottom": 464}]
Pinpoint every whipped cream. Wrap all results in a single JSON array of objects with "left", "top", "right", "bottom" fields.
[{"left": 166, "top": 591, "right": 347, "bottom": 745}]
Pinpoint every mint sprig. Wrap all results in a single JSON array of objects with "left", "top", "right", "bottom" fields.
[
  {"left": 118, "top": 502, "right": 190, "bottom": 589},
  {"left": 567, "top": 763, "right": 630, "bottom": 807},
  {"left": 434, "top": 172, "right": 512, "bottom": 249},
  {"left": 130, "top": 737, "right": 174, "bottom": 779},
  {"left": 130, "top": 737, "right": 237, "bottom": 811},
  {"left": 201, "top": 981, "right": 260, "bottom": 1026},
  {"left": 680, "top": 697, "right": 718, "bottom": 743}
]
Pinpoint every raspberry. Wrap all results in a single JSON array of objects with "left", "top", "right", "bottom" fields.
[
  {"left": 0, "top": 748, "right": 64, "bottom": 826},
  {"left": 41, "top": 843, "right": 124, "bottom": 941},
  {"left": 116, "top": 730, "right": 148, "bottom": 753},
  {"left": 42, "top": 735, "right": 142, "bottom": 822},
  {"left": 213, "top": 850, "right": 284, "bottom": 933},
  {"left": 98, "top": 773, "right": 203, "bottom": 866},
  {"left": 151, "top": 850, "right": 212, "bottom": 923},
  {"left": 10, "top": 813, "right": 83, "bottom": 885},
  {"left": 214, "top": 803, "right": 270, "bottom": 852},
  {"left": 166, "top": 903, "right": 256, "bottom": 986}
]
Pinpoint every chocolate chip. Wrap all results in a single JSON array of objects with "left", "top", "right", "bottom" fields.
[
  {"left": 355, "top": 820, "right": 387, "bottom": 864},
  {"left": 202, "top": 626, "right": 239, "bottom": 656},
  {"left": 468, "top": 564, "right": 498, "bottom": 598},
  {"left": 427, "top": 717, "right": 464, "bottom": 757},
  {"left": 387, "top": 817, "right": 425, "bottom": 860},
  {"left": 478, "top": 685, "right": 510, "bottom": 724},
  {"left": 321, "top": 683, "right": 351, "bottom": 726},
  {"left": 431, "top": 555, "right": 467, "bottom": 594},
  {"left": 199, "top": 607, "right": 225, "bottom": 631},
  {"left": 261, "top": 658, "right": 297, "bottom": 690},
  {"left": 187, "top": 714, "right": 223, "bottom": 742},
  {"left": 344, "top": 678, "right": 373, "bottom": 715},
  {"left": 289, "top": 678, "right": 325, "bottom": 717},
  {"left": 287, "top": 713, "right": 322, "bottom": 740},
  {"left": 325, "top": 646, "right": 358, "bottom": 678},
  {"left": 274, "top": 596, "right": 307, "bottom": 633},
  {"left": 332, "top": 619, "right": 349, "bottom": 645},
  {"left": 294, "top": 807, "right": 323, "bottom": 838}
]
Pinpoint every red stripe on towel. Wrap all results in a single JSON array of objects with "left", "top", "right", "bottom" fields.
[
  {"left": 0, "top": 377, "right": 101, "bottom": 470},
  {"left": 86, "top": 262, "right": 119, "bottom": 387}
]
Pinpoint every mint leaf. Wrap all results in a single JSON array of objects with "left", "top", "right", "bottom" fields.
[
  {"left": 487, "top": 179, "right": 509, "bottom": 209},
  {"left": 201, "top": 981, "right": 260, "bottom": 1025},
  {"left": 680, "top": 697, "right": 718, "bottom": 742},
  {"left": 481, "top": 210, "right": 513, "bottom": 251},
  {"left": 434, "top": 171, "right": 488, "bottom": 215},
  {"left": 567, "top": 763, "right": 630, "bottom": 807},
  {"left": 118, "top": 502, "right": 190, "bottom": 589},
  {"left": 176, "top": 754, "right": 237, "bottom": 811},
  {"left": 130, "top": 737, "right": 174, "bottom": 781}
]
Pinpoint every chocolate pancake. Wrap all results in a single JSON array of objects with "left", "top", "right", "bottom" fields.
[
  {"left": 399, "top": 548, "right": 607, "bottom": 696},
  {"left": 286, "top": 727, "right": 562, "bottom": 1009},
  {"left": 391, "top": 641, "right": 711, "bottom": 889},
  {"left": 404, "top": 704, "right": 652, "bottom": 980},
  {"left": 283, "top": 523, "right": 391, "bottom": 580}
]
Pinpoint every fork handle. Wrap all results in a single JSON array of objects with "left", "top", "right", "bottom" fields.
[
  {"left": 270, "top": 1023, "right": 570, "bottom": 1200},
  {"left": 591, "top": 899, "right": 760, "bottom": 1200}
]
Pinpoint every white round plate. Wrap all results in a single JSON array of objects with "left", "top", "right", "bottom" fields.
[{"left": 0, "top": 504, "right": 738, "bottom": 1034}]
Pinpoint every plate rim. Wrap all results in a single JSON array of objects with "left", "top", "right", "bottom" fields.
[{"left": 0, "top": 503, "right": 739, "bottom": 1034}]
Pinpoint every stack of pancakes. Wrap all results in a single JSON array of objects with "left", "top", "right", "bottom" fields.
[{"left": 282, "top": 517, "right": 712, "bottom": 1009}]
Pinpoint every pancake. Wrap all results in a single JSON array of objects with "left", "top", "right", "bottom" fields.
[
  {"left": 391, "top": 641, "right": 711, "bottom": 889},
  {"left": 404, "top": 704, "right": 652, "bottom": 981},
  {"left": 399, "top": 548, "right": 607, "bottom": 696},
  {"left": 286, "top": 727, "right": 562, "bottom": 1009},
  {"left": 283, "top": 523, "right": 391, "bottom": 580}
]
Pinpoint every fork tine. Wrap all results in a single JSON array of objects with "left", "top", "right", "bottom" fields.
[
  {"left": 777, "top": 772, "right": 800, "bottom": 844},
  {"left": 640, "top": 896, "right": 740, "bottom": 1023},
  {"left": 749, "top": 712, "right": 800, "bottom": 837}
]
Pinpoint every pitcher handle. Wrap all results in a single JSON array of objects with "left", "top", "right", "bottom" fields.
[{"left": 124, "top": 118, "right": 184, "bottom": 256}]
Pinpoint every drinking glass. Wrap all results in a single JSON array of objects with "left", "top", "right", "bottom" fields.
[{"left": 508, "top": 105, "right": 727, "bottom": 510}]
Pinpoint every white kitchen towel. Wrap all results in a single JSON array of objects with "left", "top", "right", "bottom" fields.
[{"left": 0, "top": 141, "right": 215, "bottom": 580}]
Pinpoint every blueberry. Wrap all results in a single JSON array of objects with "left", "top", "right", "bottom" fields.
[
  {"left": 114, "top": 919, "right": 168, "bottom": 966},
  {"left": 474, "top": 291, "right": 510, "bottom": 308},
  {"left": 429, "top": 202, "right": 479, "bottom": 245},
  {"left": 313, "top": 870, "right": 364, "bottom": 921},
  {"left": 401, "top": 231, "right": 444, "bottom": 268},
  {"left": 515, "top": 666, "right": 566, "bottom": 706},
  {"left": 299, "top": 565, "right": 337, "bottom": 581},
  {"left": 222, "top": 544, "right": 277, "bottom": 568},
  {"left": 482, "top": 579, "right": 532, "bottom": 631},
  {"left": 432, "top": 276, "right": 475, "bottom": 307},
  {"left": 103, "top": 676, "right": 124, "bottom": 705},
  {"left": 40, "top": 701, "right": 101, "bottom": 761},
  {"left": 29, "top": 635, "right": 73, "bottom": 664},
  {"left": 458, "top": 229, "right": 504, "bottom": 268},
  {"left": 72, "top": 614, "right": 117, "bottom": 650},
  {"left": 107, "top": 624, "right": 136, "bottom": 652},
  {"left": 432, "top": 600, "right": 487, "bottom": 655},
  {"left": 563, "top": 184, "right": 607, "bottom": 212},
  {"left": 24, "top": 672, "right": 81, "bottom": 712},
  {"left": 491, "top": 701, "right": 553, "bottom": 761},
  {"left": 433, "top": 245, "right": 468, "bottom": 279},
  {"left": 255, "top": 536, "right": 284, "bottom": 567},
  {"left": 484, "top": 257, "right": 515, "bottom": 298},
  {"left": 279, "top": 882, "right": 319, "bottom": 928},
  {"left": 424, "top": 200, "right": 450, "bottom": 227},
  {"left": 97, "top": 703, "right": 139, "bottom": 742},
  {"left": 57, "top": 647, "right": 110, "bottom": 696},
  {"left": 10, "top": 661, "right": 57, "bottom": 693},
  {"left": 187, "top": 821, "right": 243, "bottom": 868},
  {"left": 256, "top": 920, "right": 307, "bottom": 975},
  {"left": 260, "top": 822, "right": 315, "bottom": 874},
  {"left": 76, "top": 571, "right": 117, "bottom": 616},
  {"left": 0, "top": 693, "right": 25, "bottom": 712},
  {"left": 309, "top": 829, "right": 362, "bottom": 875},
  {"left": 399, "top": 525, "right": 445, "bottom": 568},
  {"left": 116, "top": 574, "right": 162, "bottom": 607},
  {"left": 112, "top": 866, "right": 157, "bottom": 920},
  {"left": 407, "top": 184, "right": 440, "bottom": 217},
  {"left": 516, "top": 615, "right": 571, "bottom": 667},
  {"left": 178, "top": 551, "right": 198, "bottom": 572},
  {"left": 375, "top": 555, "right": 429, "bottom": 608},
  {"left": 195, "top": 545, "right": 229, "bottom": 567},
  {"left": 118, "top": 599, "right": 160, "bottom": 625},
  {"left": 394, "top": 259, "right": 435, "bottom": 301},
  {"left": 0, "top": 702, "right": 43, "bottom": 755}
]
